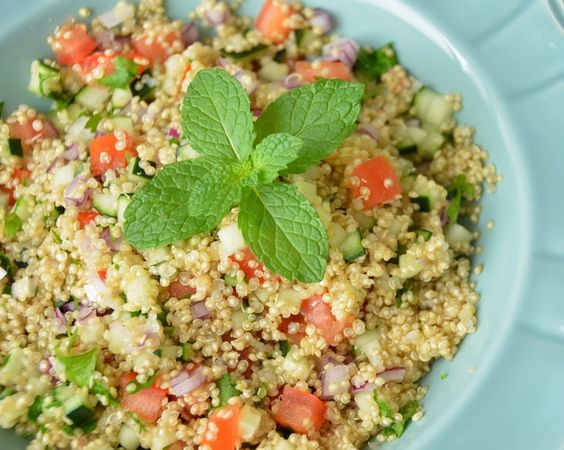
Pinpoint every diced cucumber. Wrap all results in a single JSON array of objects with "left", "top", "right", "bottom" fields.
[
  {"left": 328, "top": 222, "right": 348, "bottom": 249},
  {"left": 7, "top": 139, "right": 23, "bottom": 157},
  {"left": 355, "top": 390, "right": 379, "bottom": 420},
  {"left": 282, "top": 346, "right": 313, "bottom": 381},
  {"left": 125, "top": 271, "right": 152, "bottom": 309},
  {"left": 410, "top": 196, "right": 431, "bottom": 212},
  {"left": 67, "top": 116, "right": 95, "bottom": 144},
  {"left": 127, "top": 157, "right": 156, "bottom": 181},
  {"left": 180, "top": 343, "right": 191, "bottom": 362},
  {"left": 117, "top": 194, "right": 130, "bottom": 223},
  {"left": 396, "top": 126, "right": 426, "bottom": 156},
  {"left": 411, "top": 176, "right": 445, "bottom": 211},
  {"left": 93, "top": 191, "right": 119, "bottom": 217},
  {"left": 445, "top": 223, "right": 473, "bottom": 246},
  {"left": 296, "top": 29, "right": 316, "bottom": 50},
  {"left": 109, "top": 116, "right": 134, "bottom": 134},
  {"left": 176, "top": 143, "right": 199, "bottom": 161},
  {"left": 157, "top": 345, "right": 181, "bottom": 359},
  {"left": 414, "top": 87, "right": 453, "bottom": 128},
  {"left": 351, "top": 210, "right": 376, "bottom": 230},
  {"left": 276, "top": 288, "right": 304, "bottom": 315},
  {"left": 28, "top": 60, "right": 62, "bottom": 98},
  {"left": 400, "top": 174, "right": 417, "bottom": 192},
  {"left": 417, "top": 125, "right": 444, "bottom": 159},
  {"left": 0, "top": 347, "right": 25, "bottom": 385},
  {"left": 221, "top": 44, "right": 268, "bottom": 61},
  {"left": 414, "top": 228, "right": 433, "bottom": 241},
  {"left": 218, "top": 223, "right": 246, "bottom": 260},
  {"left": 63, "top": 394, "right": 95, "bottom": 428},
  {"left": 339, "top": 229, "right": 366, "bottom": 262},
  {"left": 118, "top": 424, "right": 140, "bottom": 450},
  {"left": 53, "top": 163, "right": 75, "bottom": 188},
  {"left": 75, "top": 85, "right": 110, "bottom": 111},
  {"left": 239, "top": 403, "right": 265, "bottom": 443},
  {"left": 224, "top": 274, "right": 238, "bottom": 287},
  {"left": 354, "top": 329, "right": 382, "bottom": 368},
  {"left": 231, "top": 308, "right": 250, "bottom": 330},
  {"left": 14, "top": 196, "right": 33, "bottom": 221},
  {"left": 111, "top": 88, "right": 133, "bottom": 109},
  {"left": 258, "top": 61, "right": 288, "bottom": 82},
  {"left": 398, "top": 253, "right": 425, "bottom": 278}
]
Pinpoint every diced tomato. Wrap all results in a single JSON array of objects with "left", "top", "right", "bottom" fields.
[
  {"left": 255, "top": 0, "right": 294, "bottom": 44},
  {"left": 168, "top": 279, "right": 197, "bottom": 299},
  {"left": 273, "top": 386, "right": 326, "bottom": 435},
  {"left": 120, "top": 372, "right": 167, "bottom": 424},
  {"left": 89, "top": 132, "right": 136, "bottom": 177},
  {"left": 132, "top": 31, "right": 182, "bottom": 64},
  {"left": 0, "top": 168, "right": 32, "bottom": 206},
  {"left": 52, "top": 22, "right": 97, "bottom": 66},
  {"left": 300, "top": 295, "right": 353, "bottom": 346},
  {"left": 77, "top": 211, "right": 100, "bottom": 229},
  {"left": 294, "top": 60, "right": 353, "bottom": 83},
  {"left": 97, "top": 270, "right": 107, "bottom": 281},
  {"left": 81, "top": 51, "right": 149, "bottom": 83},
  {"left": 230, "top": 247, "right": 278, "bottom": 283},
  {"left": 201, "top": 399, "right": 241, "bottom": 450},
  {"left": 278, "top": 314, "right": 306, "bottom": 345},
  {"left": 8, "top": 116, "right": 58, "bottom": 150},
  {"left": 351, "top": 156, "right": 402, "bottom": 210}
]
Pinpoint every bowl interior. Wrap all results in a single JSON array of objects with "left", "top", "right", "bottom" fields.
[{"left": 0, "top": 0, "right": 532, "bottom": 449}]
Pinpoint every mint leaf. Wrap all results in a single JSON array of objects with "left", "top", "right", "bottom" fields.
[
  {"left": 91, "top": 382, "right": 119, "bottom": 406},
  {"left": 238, "top": 183, "right": 328, "bottom": 282},
  {"left": 56, "top": 347, "right": 98, "bottom": 387},
  {"left": 250, "top": 133, "right": 302, "bottom": 184},
  {"left": 446, "top": 175, "right": 475, "bottom": 223},
  {"left": 28, "top": 395, "right": 44, "bottom": 423},
  {"left": 124, "top": 159, "right": 241, "bottom": 249},
  {"left": 99, "top": 56, "right": 139, "bottom": 89},
  {"left": 181, "top": 68, "right": 254, "bottom": 164},
  {"left": 85, "top": 113, "right": 103, "bottom": 133},
  {"left": 254, "top": 79, "right": 364, "bottom": 174},
  {"left": 217, "top": 373, "right": 240, "bottom": 407}
]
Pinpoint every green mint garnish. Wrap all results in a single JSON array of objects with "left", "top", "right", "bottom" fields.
[
  {"left": 254, "top": 79, "right": 364, "bottom": 174},
  {"left": 56, "top": 347, "right": 98, "bottom": 387},
  {"left": 99, "top": 56, "right": 139, "bottom": 90},
  {"left": 354, "top": 43, "right": 398, "bottom": 80},
  {"left": 125, "top": 372, "right": 157, "bottom": 395},
  {"left": 85, "top": 113, "right": 103, "bottom": 133},
  {"left": 124, "top": 68, "right": 363, "bottom": 282},
  {"left": 28, "top": 395, "right": 45, "bottom": 423},
  {"left": 5, "top": 212, "right": 23, "bottom": 237},
  {"left": 217, "top": 373, "right": 240, "bottom": 407},
  {"left": 381, "top": 400, "right": 420, "bottom": 437},
  {"left": 446, "top": 175, "right": 475, "bottom": 223},
  {"left": 91, "top": 381, "right": 119, "bottom": 406}
]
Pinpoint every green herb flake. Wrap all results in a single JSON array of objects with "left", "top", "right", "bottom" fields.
[
  {"left": 127, "top": 373, "right": 157, "bottom": 395},
  {"left": 99, "top": 56, "right": 139, "bottom": 90},
  {"left": 28, "top": 395, "right": 45, "bottom": 423},
  {"left": 217, "top": 373, "right": 240, "bottom": 407},
  {"left": 221, "top": 44, "right": 268, "bottom": 60},
  {"left": 414, "top": 228, "right": 433, "bottom": 241},
  {"left": 0, "top": 386, "right": 15, "bottom": 400},
  {"left": 0, "top": 101, "right": 4, "bottom": 117},
  {"left": 85, "top": 114, "right": 103, "bottom": 133},
  {"left": 180, "top": 343, "right": 192, "bottom": 362},
  {"left": 279, "top": 340, "right": 290, "bottom": 357},
  {"left": 446, "top": 175, "right": 475, "bottom": 223},
  {"left": 91, "top": 381, "right": 119, "bottom": 406},
  {"left": 439, "top": 372, "right": 448, "bottom": 380},
  {"left": 381, "top": 400, "right": 420, "bottom": 438},
  {"left": 374, "top": 394, "right": 393, "bottom": 419},
  {"left": 56, "top": 347, "right": 98, "bottom": 387},
  {"left": 5, "top": 212, "right": 23, "bottom": 237},
  {"left": 354, "top": 43, "right": 398, "bottom": 80}
]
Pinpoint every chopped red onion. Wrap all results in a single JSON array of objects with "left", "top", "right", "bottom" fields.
[
  {"left": 98, "top": 3, "right": 135, "bottom": 29},
  {"left": 351, "top": 381, "right": 376, "bottom": 394},
  {"left": 47, "top": 156, "right": 64, "bottom": 173},
  {"left": 77, "top": 306, "right": 96, "bottom": 322},
  {"left": 59, "top": 301, "right": 76, "bottom": 313},
  {"left": 101, "top": 228, "right": 123, "bottom": 251},
  {"left": 321, "top": 364, "right": 349, "bottom": 400},
  {"left": 54, "top": 308, "right": 67, "bottom": 334},
  {"left": 42, "top": 120, "right": 59, "bottom": 140},
  {"left": 378, "top": 367, "right": 406, "bottom": 383},
  {"left": 191, "top": 301, "right": 211, "bottom": 320},
  {"left": 206, "top": 7, "right": 231, "bottom": 27},
  {"left": 180, "top": 22, "right": 199, "bottom": 47},
  {"left": 169, "top": 366, "right": 206, "bottom": 396},
  {"left": 359, "top": 123, "right": 380, "bottom": 142},
  {"left": 64, "top": 176, "right": 92, "bottom": 207},
  {"left": 310, "top": 9, "right": 333, "bottom": 34},
  {"left": 64, "top": 144, "right": 79, "bottom": 161},
  {"left": 282, "top": 73, "right": 303, "bottom": 90},
  {"left": 440, "top": 206, "right": 449, "bottom": 226},
  {"left": 252, "top": 108, "right": 263, "bottom": 118},
  {"left": 405, "top": 118, "right": 421, "bottom": 128},
  {"left": 234, "top": 71, "right": 257, "bottom": 95},
  {"left": 168, "top": 128, "right": 180, "bottom": 138},
  {"left": 217, "top": 57, "right": 229, "bottom": 68},
  {"left": 323, "top": 38, "right": 359, "bottom": 69}
]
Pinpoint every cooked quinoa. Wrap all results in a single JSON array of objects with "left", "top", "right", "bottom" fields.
[{"left": 0, "top": 1, "right": 497, "bottom": 449}]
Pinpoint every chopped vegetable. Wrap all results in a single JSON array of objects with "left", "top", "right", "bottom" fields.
[
  {"left": 201, "top": 398, "right": 241, "bottom": 450},
  {"left": 217, "top": 373, "right": 241, "bottom": 407},
  {"left": 77, "top": 211, "right": 100, "bottom": 229},
  {"left": 273, "top": 386, "right": 326, "bottom": 435},
  {"left": 132, "top": 31, "right": 182, "bottom": 64},
  {"left": 89, "top": 132, "right": 137, "bottom": 177},
  {"left": 294, "top": 60, "right": 353, "bottom": 83},
  {"left": 120, "top": 372, "right": 167, "bottom": 423},
  {"left": 255, "top": 0, "right": 294, "bottom": 44},
  {"left": 56, "top": 347, "right": 98, "bottom": 387},
  {"left": 51, "top": 23, "right": 97, "bottom": 66},
  {"left": 354, "top": 43, "right": 398, "bottom": 80},
  {"left": 446, "top": 175, "right": 475, "bottom": 223},
  {"left": 351, "top": 156, "right": 402, "bottom": 209}
]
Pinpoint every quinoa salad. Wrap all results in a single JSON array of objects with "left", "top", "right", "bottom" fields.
[{"left": 0, "top": 1, "right": 498, "bottom": 449}]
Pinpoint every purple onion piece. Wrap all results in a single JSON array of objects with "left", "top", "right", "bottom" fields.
[
  {"left": 310, "top": 9, "right": 333, "bottom": 34},
  {"left": 47, "top": 156, "right": 64, "bottom": 173},
  {"left": 168, "top": 128, "right": 180, "bottom": 138},
  {"left": 351, "top": 381, "right": 376, "bottom": 394},
  {"left": 252, "top": 108, "right": 263, "bottom": 118},
  {"left": 206, "top": 7, "right": 231, "bottom": 27},
  {"left": 323, "top": 37, "right": 359, "bottom": 69},
  {"left": 234, "top": 71, "right": 257, "bottom": 95},
  {"left": 77, "top": 306, "right": 96, "bottom": 322},
  {"left": 282, "top": 73, "right": 304, "bottom": 90},
  {"left": 169, "top": 366, "right": 207, "bottom": 396},
  {"left": 180, "top": 22, "right": 199, "bottom": 47},
  {"left": 321, "top": 364, "right": 350, "bottom": 400},
  {"left": 64, "top": 176, "right": 92, "bottom": 207},
  {"left": 54, "top": 308, "right": 67, "bottom": 334},
  {"left": 217, "top": 57, "right": 230, "bottom": 68},
  {"left": 377, "top": 367, "right": 406, "bottom": 383},
  {"left": 191, "top": 301, "right": 211, "bottom": 320},
  {"left": 101, "top": 228, "right": 123, "bottom": 252},
  {"left": 59, "top": 301, "right": 76, "bottom": 313},
  {"left": 359, "top": 123, "right": 380, "bottom": 142},
  {"left": 64, "top": 144, "right": 79, "bottom": 161}
]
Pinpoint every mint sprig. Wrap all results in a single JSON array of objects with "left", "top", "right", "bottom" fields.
[
  {"left": 56, "top": 347, "right": 98, "bottom": 387},
  {"left": 124, "top": 69, "right": 363, "bottom": 282}
]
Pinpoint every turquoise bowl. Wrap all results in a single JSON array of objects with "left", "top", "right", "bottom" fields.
[{"left": 1, "top": 0, "right": 563, "bottom": 448}]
